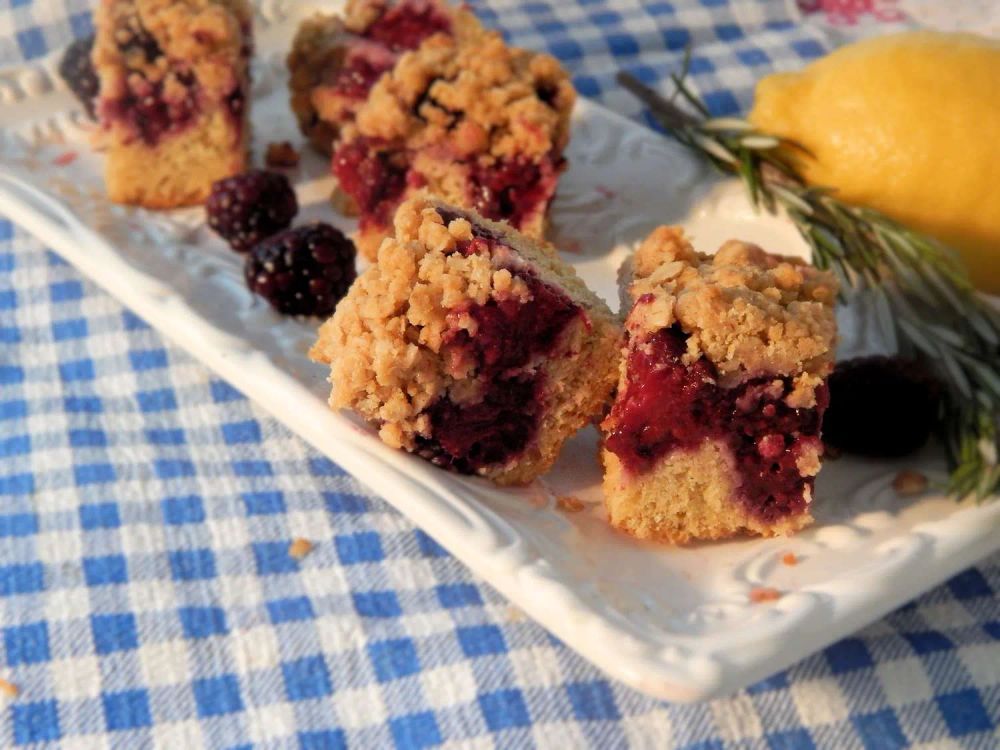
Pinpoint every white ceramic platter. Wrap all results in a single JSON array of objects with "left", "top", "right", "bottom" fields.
[{"left": 1, "top": 3, "right": 998, "bottom": 702}]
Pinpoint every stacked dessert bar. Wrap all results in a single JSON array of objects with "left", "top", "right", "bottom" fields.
[{"left": 289, "top": 0, "right": 575, "bottom": 259}]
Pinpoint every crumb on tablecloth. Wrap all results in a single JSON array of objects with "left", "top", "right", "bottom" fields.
[
  {"left": 0, "top": 678, "right": 19, "bottom": 698},
  {"left": 782, "top": 552, "right": 799, "bottom": 566},
  {"left": 288, "top": 538, "right": 314, "bottom": 560}
]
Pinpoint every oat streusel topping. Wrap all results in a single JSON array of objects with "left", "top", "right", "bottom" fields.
[
  {"left": 94, "top": 0, "right": 250, "bottom": 104},
  {"left": 625, "top": 226, "right": 838, "bottom": 394},
  {"left": 346, "top": 22, "right": 575, "bottom": 163}
]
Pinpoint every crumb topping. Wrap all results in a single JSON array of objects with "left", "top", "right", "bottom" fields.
[
  {"left": 94, "top": 0, "right": 250, "bottom": 102},
  {"left": 346, "top": 21, "right": 574, "bottom": 163},
  {"left": 625, "top": 226, "right": 838, "bottom": 390}
]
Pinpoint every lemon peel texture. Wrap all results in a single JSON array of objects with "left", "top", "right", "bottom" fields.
[{"left": 750, "top": 31, "right": 1000, "bottom": 292}]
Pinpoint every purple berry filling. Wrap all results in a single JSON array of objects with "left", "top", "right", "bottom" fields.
[
  {"left": 330, "top": 54, "right": 395, "bottom": 100},
  {"left": 469, "top": 155, "right": 561, "bottom": 230},
  {"left": 326, "top": 1, "right": 450, "bottom": 102},
  {"left": 333, "top": 144, "right": 562, "bottom": 239},
  {"left": 604, "top": 326, "right": 828, "bottom": 523},
  {"left": 416, "top": 233, "right": 583, "bottom": 474},
  {"left": 331, "top": 138, "right": 409, "bottom": 230},
  {"left": 362, "top": 0, "right": 452, "bottom": 51},
  {"left": 100, "top": 73, "right": 200, "bottom": 146}
]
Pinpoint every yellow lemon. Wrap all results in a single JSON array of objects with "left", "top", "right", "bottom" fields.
[{"left": 749, "top": 31, "right": 1000, "bottom": 292}]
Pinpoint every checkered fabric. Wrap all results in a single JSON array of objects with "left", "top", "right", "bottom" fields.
[{"left": 2, "top": 0, "right": 999, "bottom": 748}]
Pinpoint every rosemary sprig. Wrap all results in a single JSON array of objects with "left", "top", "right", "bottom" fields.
[{"left": 617, "top": 68, "right": 1000, "bottom": 500}]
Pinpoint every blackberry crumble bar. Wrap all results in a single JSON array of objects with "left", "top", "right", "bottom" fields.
[
  {"left": 601, "top": 227, "right": 838, "bottom": 543},
  {"left": 93, "top": 0, "right": 252, "bottom": 208},
  {"left": 310, "top": 197, "right": 620, "bottom": 485},
  {"left": 329, "top": 10, "right": 575, "bottom": 260},
  {"left": 287, "top": 0, "right": 465, "bottom": 155}
]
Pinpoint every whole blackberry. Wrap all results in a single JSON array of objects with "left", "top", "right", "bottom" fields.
[
  {"left": 58, "top": 35, "right": 99, "bottom": 119},
  {"left": 824, "top": 355, "right": 942, "bottom": 458},
  {"left": 206, "top": 170, "right": 298, "bottom": 252},
  {"left": 244, "top": 223, "right": 356, "bottom": 316}
]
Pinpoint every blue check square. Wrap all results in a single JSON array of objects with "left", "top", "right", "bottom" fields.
[
  {"left": 179, "top": 607, "right": 229, "bottom": 639},
  {"left": 298, "top": 730, "right": 347, "bottom": 750},
  {"left": 0, "top": 365, "right": 24, "bottom": 385},
  {"left": 242, "top": 491, "right": 285, "bottom": 516},
  {"left": 948, "top": 569, "right": 992, "bottom": 600},
  {"left": 937, "top": 689, "right": 992, "bottom": 737},
  {"left": 128, "top": 348, "right": 168, "bottom": 371},
  {"left": 335, "top": 532, "right": 384, "bottom": 565},
  {"left": 415, "top": 530, "right": 447, "bottom": 558},
  {"left": 4, "top": 622, "right": 50, "bottom": 666},
  {"left": 903, "top": 631, "right": 952, "bottom": 655},
  {"left": 566, "top": 681, "right": 620, "bottom": 722},
  {"left": 232, "top": 460, "right": 272, "bottom": 477},
  {"left": 169, "top": 549, "right": 217, "bottom": 581},
  {"left": 308, "top": 457, "right": 342, "bottom": 476},
  {"left": 457, "top": 625, "right": 506, "bottom": 658},
  {"left": 74, "top": 462, "right": 116, "bottom": 486},
  {"left": 122, "top": 310, "right": 148, "bottom": 330},
  {"left": 0, "top": 512, "right": 37, "bottom": 538},
  {"left": 222, "top": 420, "right": 262, "bottom": 444},
  {"left": 58, "top": 359, "right": 95, "bottom": 382},
  {"left": 210, "top": 380, "right": 244, "bottom": 402},
  {"left": 253, "top": 542, "right": 299, "bottom": 575},
  {"left": 767, "top": 729, "right": 815, "bottom": 750},
  {"left": 825, "top": 638, "right": 873, "bottom": 674},
  {"left": 162, "top": 495, "right": 205, "bottom": 525},
  {"left": 146, "top": 428, "right": 186, "bottom": 445},
  {"left": 267, "top": 597, "right": 314, "bottom": 624},
  {"left": 136, "top": 388, "right": 177, "bottom": 412},
  {"left": 352, "top": 591, "right": 401, "bottom": 619},
  {"left": 323, "top": 492, "right": 368, "bottom": 514},
  {"left": 154, "top": 458, "right": 195, "bottom": 479},
  {"left": 83, "top": 555, "right": 128, "bottom": 586},
  {"left": 0, "top": 563, "right": 44, "bottom": 596},
  {"left": 49, "top": 280, "right": 82, "bottom": 302},
  {"left": 368, "top": 638, "right": 420, "bottom": 682},
  {"left": 0, "top": 434, "right": 30, "bottom": 457},
  {"left": 282, "top": 656, "right": 333, "bottom": 701},
  {"left": 52, "top": 318, "right": 87, "bottom": 341},
  {"left": 435, "top": 583, "right": 482, "bottom": 609},
  {"left": 0, "top": 400, "right": 28, "bottom": 421},
  {"left": 69, "top": 429, "right": 108, "bottom": 449},
  {"left": 853, "top": 710, "right": 907, "bottom": 750},
  {"left": 0, "top": 474, "right": 35, "bottom": 495},
  {"left": 91, "top": 613, "right": 139, "bottom": 654},
  {"left": 16, "top": 27, "right": 46, "bottom": 60},
  {"left": 102, "top": 689, "right": 152, "bottom": 731},
  {"left": 12, "top": 700, "right": 61, "bottom": 744},
  {"left": 79, "top": 503, "right": 120, "bottom": 530},
  {"left": 390, "top": 712, "right": 441, "bottom": 750},
  {"left": 479, "top": 689, "right": 531, "bottom": 732},
  {"left": 193, "top": 675, "right": 244, "bottom": 717}
]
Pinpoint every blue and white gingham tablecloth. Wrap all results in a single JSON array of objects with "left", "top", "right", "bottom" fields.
[{"left": 1, "top": 0, "right": 998, "bottom": 747}]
